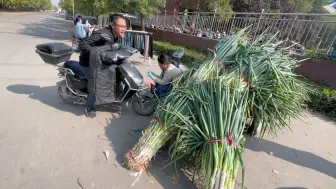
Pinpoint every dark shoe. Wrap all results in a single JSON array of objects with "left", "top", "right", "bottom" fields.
[
  {"left": 110, "top": 102, "right": 124, "bottom": 111},
  {"left": 85, "top": 108, "right": 96, "bottom": 118}
]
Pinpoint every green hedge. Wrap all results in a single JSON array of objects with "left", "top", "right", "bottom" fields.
[
  {"left": 306, "top": 88, "right": 336, "bottom": 118},
  {"left": 153, "top": 41, "right": 207, "bottom": 67},
  {"left": 306, "top": 50, "right": 336, "bottom": 62}
]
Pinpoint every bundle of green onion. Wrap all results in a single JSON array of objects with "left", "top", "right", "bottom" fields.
[
  {"left": 216, "top": 33, "right": 310, "bottom": 137},
  {"left": 124, "top": 89, "right": 194, "bottom": 171},
  {"left": 123, "top": 29, "right": 310, "bottom": 188},
  {"left": 167, "top": 75, "right": 249, "bottom": 189}
]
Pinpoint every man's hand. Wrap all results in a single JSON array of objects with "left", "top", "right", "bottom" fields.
[
  {"left": 102, "top": 51, "right": 118, "bottom": 66},
  {"left": 147, "top": 71, "right": 155, "bottom": 78}
]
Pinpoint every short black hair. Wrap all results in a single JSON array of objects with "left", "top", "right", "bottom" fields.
[
  {"left": 109, "top": 13, "right": 126, "bottom": 23},
  {"left": 158, "top": 54, "right": 171, "bottom": 64},
  {"left": 74, "top": 17, "right": 81, "bottom": 25}
]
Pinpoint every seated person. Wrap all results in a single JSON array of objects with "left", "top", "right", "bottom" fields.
[
  {"left": 74, "top": 17, "right": 87, "bottom": 39},
  {"left": 147, "top": 54, "right": 182, "bottom": 96},
  {"left": 84, "top": 19, "right": 93, "bottom": 37}
]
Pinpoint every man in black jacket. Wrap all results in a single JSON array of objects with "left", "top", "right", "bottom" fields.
[{"left": 78, "top": 13, "right": 127, "bottom": 118}]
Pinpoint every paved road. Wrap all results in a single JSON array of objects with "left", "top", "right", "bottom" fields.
[
  {"left": 0, "top": 11, "right": 335, "bottom": 189},
  {"left": 0, "top": 12, "right": 192, "bottom": 189}
]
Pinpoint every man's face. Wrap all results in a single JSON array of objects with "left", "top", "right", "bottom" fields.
[{"left": 112, "top": 18, "right": 126, "bottom": 37}]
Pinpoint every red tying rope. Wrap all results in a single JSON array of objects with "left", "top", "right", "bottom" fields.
[
  {"left": 128, "top": 151, "right": 145, "bottom": 168},
  {"left": 208, "top": 58, "right": 224, "bottom": 67},
  {"left": 213, "top": 59, "right": 223, "bottom": 65},
  {"left": 153, "top": 118, "right": 174, "bottom": 134},
  {"left": 208, "top": 132, "right": 235, "bottom": 146},
  {"left": 189, "top": 69, "right": 196, "bottom": 79},
  {"left": 241, "top": 74, "right": 253, "bottom": 90}
]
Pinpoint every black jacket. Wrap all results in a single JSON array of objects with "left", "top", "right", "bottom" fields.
[
  {"left": 78, "top": 26, "right": 120, "bottom": 67},
  {"left": 87, "top": 46, "right": 118, "bottom": 105}
]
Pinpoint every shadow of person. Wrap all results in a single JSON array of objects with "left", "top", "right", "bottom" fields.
[
  {"left": 103, "top": 107, "right": 196, "bottom": 189},
  {"left": 245, "top": 136, "right": 336, "bottom": 179},
  {"left": 7, "top": 84, "right": 84, "bottom": 116}
]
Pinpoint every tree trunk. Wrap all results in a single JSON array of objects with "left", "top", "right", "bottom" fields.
[{"left": 141, "top": 16, "right": 145, "bottom": 31}]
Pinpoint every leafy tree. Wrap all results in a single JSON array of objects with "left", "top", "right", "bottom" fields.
[
  {"left": 75, "top": 0, "right": 116, "bottom": 16},
  {"left": 58, "top": 0, "right": 73, "bottom": 13},
  {"left": 58, "top": 0, "right": 117, "bottom": 17},
  {"left": 311, "top": 0, "right": 329, "bottom": 13},
  {"left": 232, "top": 0, "right": 329, "bottom": 13},
  {"left": 287, "top": 0, "right": 314, "bottom": 12},
  {"left": 40, "top": 0, "right": 52, "bottom": 10},
  {"left": 120, "top": 0, "right": 166, "bottom": 30},
  {"left": 2, "top": 0, "right": 52, "bottom": 10},
  {"left": 92, "top": 0, "right": 114, "bottom": 16},
  {"left": 205, "top": 0, "right": 232, "bottom": 12},
  {"left": 74, "top": 0, "right": 91, "bottom": 15}
]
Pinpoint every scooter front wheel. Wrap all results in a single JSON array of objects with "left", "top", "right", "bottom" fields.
[{"left": 132, "top": 95, "right": 155, "bottom": 116}]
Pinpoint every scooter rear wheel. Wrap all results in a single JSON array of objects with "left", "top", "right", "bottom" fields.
[
  {"left": 132, "top": 95, "right": 155, "bottom": 116},
  {"left": 58, "top": 86, "right": 87, "bottom": 105}
]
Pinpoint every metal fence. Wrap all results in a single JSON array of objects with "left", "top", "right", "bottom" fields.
[{"left": 131, "top": 11, "right": 336, "bottom": 54}]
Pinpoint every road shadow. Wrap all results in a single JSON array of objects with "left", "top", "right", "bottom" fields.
[
  {"left": 103, "top": 108, "right": 196, "bottom": 188},
  {"left": 308, "top": 110, "right": 336, "bottom": 125},
  {"left": 275, "top": 187, "right": 308, "bottom": 189},
  {"left": 245, "top": 136, "right": 336, "bottom": 179},
  {"left": 17, "top": 15, "right": 73, "bottom": 40},
  {"left": 6, "top": 84, "right": 84, "bottom": 116}
]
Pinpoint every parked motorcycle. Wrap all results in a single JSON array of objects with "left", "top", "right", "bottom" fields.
[{"left": 35, "top": 42, "right": 156, "bottom": 115}]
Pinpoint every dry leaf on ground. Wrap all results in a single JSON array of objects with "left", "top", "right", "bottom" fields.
[
  {"left": 147, "top": 180, "right": 155, "bottom": 184},
  {"left": 272, "top": 169, "right": 279, "bottom": 174}
]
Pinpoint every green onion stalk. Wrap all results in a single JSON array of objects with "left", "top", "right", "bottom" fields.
[
  {"left": 167, "top": 76, "right": 249, "bottom": 189},
  {"left": 124, "top": 89, "right": 195, "bottom": 172}
]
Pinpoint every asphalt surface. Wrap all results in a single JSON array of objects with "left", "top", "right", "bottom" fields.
[{"left": 0, "top": 11, "right": 335, "bottom": 189}]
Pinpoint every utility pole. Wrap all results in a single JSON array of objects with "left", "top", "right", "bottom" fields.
[{"left": 72, "top": 0, "right": 75, "bottom": 18}]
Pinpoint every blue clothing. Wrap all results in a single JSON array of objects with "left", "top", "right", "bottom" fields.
[
  {"left": 87, "top": 94, "right": 95, "bottom": 109},
  {"left": 151, "top": 83, "right": 172, "bottom": 97},
  {"left": 155, "top": 84, "right": 171, "bottom": 96},
  {"left": 65, "top": 60, "right": 88, "bottom": 79},
  {"left": 332, "top": 47, "right": 336, "bottom": 58},
  {"left": 74, "top": 23, "right": 87, "bottom": 39}
]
